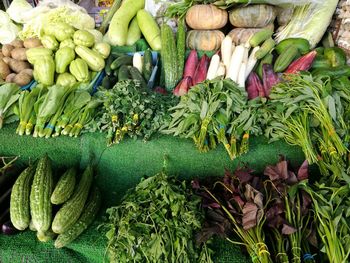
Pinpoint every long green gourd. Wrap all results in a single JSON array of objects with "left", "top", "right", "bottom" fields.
[
  {"left": 10, "top": 165, "right": 36, "bottom": 230},
  {"left": 54, "top": 186, "right": 101, "bottom": 248},
  {"left": 107, "top": 0, "right": 145, "bottom": 46},
  {"left": 30, "top": 155, "right": 53, "bottom": 233},
  {"left": 51, "top": 165, "right": 93, "bottom": 234},
  {"left": 50, "top": 167, "right": 76, "bottom": 205}
]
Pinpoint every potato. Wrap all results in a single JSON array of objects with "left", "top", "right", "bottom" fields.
[
  {"left": 13, "top": 71, "right": 32, "bottom": 86},
  {"left": 7, "top": 58, "right": 31, "bottom": 73},
  {"left": 20, "top": 68, "right": 33, "bottom": 77},
  {"left": 2, "top": 57, "right": 11, "bottom": 64},
  {"left": 5, "top": 73, "right": 16, "bottom": 83},
  {"left": 23, "top": 38, "right": 42, "bottom": 48},
  {"left": 11, "top": 48, "right": 27, "bottom": 61},
  {"left": 0, "top": 52, "right": 4, "bottom": 60},
  {"left": 10, "top": 39, "right": 24, "bottom": 48},
  {"left": 0, "top": 59, "right": 11, "bottom": 79},
  {"left": 2, "top": 44, "right": 14, "bottom": 57}
]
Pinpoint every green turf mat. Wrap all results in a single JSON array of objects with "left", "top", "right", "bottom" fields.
[{"left": 0, "top": 124, "right": 304, "bottom": 263}]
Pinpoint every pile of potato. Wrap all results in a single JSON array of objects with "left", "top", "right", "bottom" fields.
[{"left": 0, "top": 38, "right": 41, "bottom": 86}]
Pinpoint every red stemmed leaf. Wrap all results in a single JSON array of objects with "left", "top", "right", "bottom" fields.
[{"left": 297, "top": 160, "right": 309, "bottom": 181}]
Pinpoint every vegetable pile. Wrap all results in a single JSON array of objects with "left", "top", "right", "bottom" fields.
[
  {"left": 101, "top": 162, "right": 213, "bottom": 263},
  {"left": 90, "top": 80, "right": 177, "bottom": 145},
  {"left": 0, "top": 39, "right": 40, "bottom": 86},
  {"left": 193, "top": 157, "right": 315, "bottom": 263},
  {"left": 9, "top": 155, "right": 101, "bottom": 248}
]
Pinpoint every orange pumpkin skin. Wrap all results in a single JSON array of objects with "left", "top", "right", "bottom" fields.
[
  {"left": 186, "top": 5, "right": 228, "bottom": 30},
  {"left": 186, "top": 30, "right": 225, "bottom": 51}
]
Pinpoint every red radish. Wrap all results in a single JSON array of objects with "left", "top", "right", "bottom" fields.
[
  {"left": 154, "top": 87, "right": 167, "bottom": 95},
  {"left": 246, "top": 72, "right": 264, "bottom": 99},
  {"left": 285, "top": 50, "right": 317, "bottom": 74},
  {"left": 173, "top": 76, "right": 192, "bottom": 96},
  {"left": 183, "top": 50, "right": 198, "bottom": 78},
  {"left": 193, "top": 54, "right": 210, "bottom": 86},
  {"left": 263, "top": 64, "right": 280, "bottom": 98}
]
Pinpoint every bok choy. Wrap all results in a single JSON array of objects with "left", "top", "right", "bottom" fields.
[{"left": 0, "top": 83, "right": 20, "bottom": 129}]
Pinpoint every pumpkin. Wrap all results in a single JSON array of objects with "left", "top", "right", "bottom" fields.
[
  {"left": 228, "top": 24, "right": 274, "bottom": 45},
  {"left": 186, "top": 5, "right": 228, "bottom": 30},
  {"left": 186, "top": 30, "right": 225, "bottom": 51},
  {"left": 229, "top": 4, "right": 276, "bottom": 28}
]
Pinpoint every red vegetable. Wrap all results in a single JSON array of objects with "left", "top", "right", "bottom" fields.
[
  {"left": 263, "top": 64, "right": 280, "bottom": 97},
  {"left": 285, "top": 50, "right": 317, "bottom": 74},
  {"left": 183, "top": 50, "right": 198, "bottom": 79},
  {"left": 154, "top": 86, "right": 167, "bottom": 95},
  {"left": 173, "top": 76, "right": 192, "bottom": 97},
  {"left": 246, "top": 72, "right": 264, "bottom": 99},
  {"left": 193, "top": 54, "right": 210, "bottom": 86}
]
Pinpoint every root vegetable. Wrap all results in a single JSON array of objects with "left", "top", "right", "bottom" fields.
[
  {"left": 0, "top": 52, "right": 4, "bottom": 60},
  {"left": 11, "top": 48, "right": 27, "bottom": 61},
  {"left": 23, "top": 38, "right": 42, "bottom": 48},
  {"left": 2, "top": 57, "right": 11, "bottom": 64},
  {"left": 10, "top": 40, "right": 24, "bottom": 48},
  {"left": 13, "top": 72, "right": 32, "bottom": 86},
  {"left": 20, "top": 69, "right": 33, "bottom": 77},
  {"left": 5, "top": 73, "right": 16, "bottom": 83},
  {"left": 6, "top": 58, "right": 31, "bottom": 73},
  {"left": 0, "top": 59, "right": 10, "bottom": 80},
  {"left": 2, "top": 45, "right": 14, "bottom": 57}
]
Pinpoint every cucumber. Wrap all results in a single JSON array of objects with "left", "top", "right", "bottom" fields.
[
  {"left": 118, "top": 65, "right": 131, "bottom": 81},
  {"left": 249, "top": 29, "right": 274, "bottom": 48},
  {"left": 54, "top": 186, "right": 101, "bottom": 248},
  {"left": 51, "top": 167, "right": 76, "bottom": 205},
  {"left": 129, "top": 66, "right": 147, "bottom": 89},
  {"left": 161, "top": 24, "right": 178, "bottom": 91},
  {"left": 142, "top": 49, "right": 153, "bottom": 82},
  {"left": 51, "top": 165, "right": 93, "bottom": 234},
  {"left": 110, "top": 55, "right": 133, "bottom": 70},
  {"left": 255, "top": 38, "right": 276, "bottom": 60},
  {"left": 10, "top": 165, "right": 35, "bottom": 231},
  {"left": 30, "top": 155, "right": 53, "bottom": 234},
  {"left": 275, "top": 38, "right": 310, "bottom": 55},
  {"left": 101, "top": 76, "right": 113, "bottom": 89},
  {"left": 105, "top": 54, "right": 117, "bottom": 76},
  {"left": 274, "top": 45, "right": 300, "bottom": 72}
]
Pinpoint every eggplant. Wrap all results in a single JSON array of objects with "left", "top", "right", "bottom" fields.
[
  {"left": 2, "top": 221, "right": 18, "bottom": 235},
  {"left": 0, "top": 208, "right": 10, "bottom": 226},
  {"left": 0, "top": 173, "right": 17, "bottom": 195},
  {"left": 0, "top": 187, "right": 11, "bottom": 214}
]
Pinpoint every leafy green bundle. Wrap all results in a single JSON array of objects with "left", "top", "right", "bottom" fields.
[
  {"left": 0, "top": 83, "right": 20, "bottom": 129},
  {"left": 90, "top": 80, "right": 178, "bottom": 146},
  {"left": 101, "top": 164, "right": 213, "bottom": 263},
  {"left": 163, "top": 78, "right": 266, "bottom": 159},
  {"left": 266, "top": 73, "right": 350, "bottom": 181}
]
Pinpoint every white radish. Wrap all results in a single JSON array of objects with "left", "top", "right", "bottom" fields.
[
  {"left": 133, "top": 53, "right": 143, "bottom": 73},
  {"left": 207, "top": 54, "right": 221, "bottom": 80},
  {"left": 245, "top": 46, "right": 260, "bottom": 80},
  {"left": 227, "top": 45, "right": 245, "bottom": 83},
  {"left": 221, "top": 36, "right": 233, "bottom": 69},
  {"left": 238, "top": 63, "right": 247, "bottom": 88},
  {"left": 216, "top": 62, "right": 226, "bottom": 77}
]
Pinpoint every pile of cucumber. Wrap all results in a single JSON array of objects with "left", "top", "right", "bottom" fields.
[
  {"left": 9, "top": 155, "right": 101, "bottom": 248},
  {"left": 102, "top": 48, "right": 155, "bottom": 90}
]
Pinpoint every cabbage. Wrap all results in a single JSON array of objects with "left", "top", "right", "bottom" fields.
[
  {"left": 6, "top": 0, "right": 33, "bottom": 24},
  {"left": 0, "top": 10, "right": 21, "bottom": 44},
  {"left": 0, "top": 11, "right": 11, "bottom": 25},
  {"left": 18, "top": 6, "right": 95, "bottom": 40}
]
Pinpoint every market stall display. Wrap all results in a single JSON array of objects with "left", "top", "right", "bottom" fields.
[{"left": 1, "top": 0, "right": 350, "bottom": 262}]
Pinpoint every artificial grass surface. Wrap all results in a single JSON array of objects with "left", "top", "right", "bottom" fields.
[{"left": 0, "top": 124, "right": 304, "bottom": 263}]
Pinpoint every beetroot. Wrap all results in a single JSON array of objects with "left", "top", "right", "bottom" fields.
[
  {"left": 285, "top": 51, "right": 317, "bottom": 74},
  {"left": 193, "top": 55, "right": 210, "bottom": 86},
  {"left": 173, "top": 77, "right": 192, "bottom": 97},
  {"left": 183, "top": 50, "right": 198, "bottom": 78}
]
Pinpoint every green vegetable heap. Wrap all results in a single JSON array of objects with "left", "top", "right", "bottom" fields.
[{"left": 102, "top": 162, "right": 213, "bottom": 263}]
